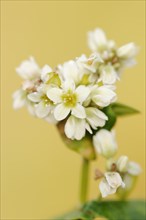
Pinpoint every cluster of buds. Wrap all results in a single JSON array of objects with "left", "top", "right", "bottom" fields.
[
  {"left": 13, "top": 28, "right": 141, "bottom": 198},
  {"left": 94, "top": 129, "right": 141, "bottom": 198}
]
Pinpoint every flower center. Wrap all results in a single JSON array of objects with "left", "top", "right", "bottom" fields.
[
  {"left": 61, "top": 91, "right": 77, "bottom": 107},
  {"left": 42, "top": 94, "right": 53, "bottom": 105}
]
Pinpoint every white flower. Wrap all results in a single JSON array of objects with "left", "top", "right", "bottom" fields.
[
  {"left": 93, "top": 129, "right": 117, "bottom": 158},
  {"left": 58, "top": 60, "right": 83, "bottom": 85},
  {"left": 117, "top": 156, "right": 129, "bottom": 172},
  {"left": 64, "top": 107, "right": 108, "bottom": 140},
  {"left": 16, "top": 57, "right": 40, "bottom": 80},
  {"left": 13, "top": 88, "right": 36, "bottom": 116},
  {"left": 117, "top": 43, "right": 138, "bottom": 59},
  {"left": 87, "top": 28, "right": 116, "bottom": 52},
  {"left": 117, "top": 43, "right": 138, "bottom": 68},
  {"left": 99, "top": 172, "right": 125, "bottom": 198},
  {"left": 91, "top": 85, "right": 117, "bottom": 107},
  {"left": 28, "top": 85, "right": 53, "bottom": 118},
  {"left": 85, "top": 107, "right": 108, "bottom": 130},
  {"left": 13, "top": 89, "right": 27, "bottom": 109},
  {"left": 47, "top": 80, "right": 90, "bottom": 121},
  {"left": 76, "top": 53, "right": 103, "bottom": 73},
  {"left": 127, "top": 161, "right": 141, "bottom": 176},
  {"left": 64, "top": 116, "right": 87, "bottom": 140},
  {"left": 99, "top": 64, "right": 120, "bottom": 84}
]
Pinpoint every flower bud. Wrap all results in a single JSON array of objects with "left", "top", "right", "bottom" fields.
[
  {"left": 93, "top": 129, "right": 117, "bottom": 158},
  {"left": 117, "top": 43, "right": 138, "bottom": 59},
  {"left": 117, "top": 155, "right": 129, "bottom": 172},
  {"left": 127, "top": 161, "right": 141, "bottom": 176}
]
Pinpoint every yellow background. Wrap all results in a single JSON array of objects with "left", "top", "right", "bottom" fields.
[{"left": 1, "top": 1, "right": 145, "bottom": 219}]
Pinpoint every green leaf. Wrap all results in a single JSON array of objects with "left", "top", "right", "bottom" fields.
[
  {"left": 111, "top": 103, "right": 140, "bottom": 116},
  {"left": 55, "top": 200, "right": 145, "bottom": 220},
  {"left": 102, "top": 105, "right": 117, "bottom": 131}
]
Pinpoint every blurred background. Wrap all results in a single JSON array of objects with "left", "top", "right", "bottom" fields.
[{"left": 1, "top": 1, "right": 145, "bottom": 219}]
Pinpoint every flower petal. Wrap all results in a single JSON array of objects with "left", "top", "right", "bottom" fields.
[
  {"left": 27, "top": 92, "right": 42, "bottom": 102},
  {"left": 86, "top": 107, "right": 108, "bottom": 129},
  {"left": 75, "top": 85, "right": 90, "bottom": 103},
  {"left": 36, "top": 101, "right": 51, "bottom": 118},
  {"left": 72, "top": 104, "right": 86, "bottom": 119},
  {"left": 64, "top": 116, "right": 76, "bottom": 139},
  {"left": 100, "top": 65, "right": 119, "bottom": 84},
  {"left": 41, "top": 64, "right": 52, "bottom": 82},
  {"left": 99, "top": 179, "right": 116, "bottom": 198},
  {"left": 105, "top": 172, "right": 125, "bottom": 189},
  {"left": 47, "top": 88, "right": 62, "bottom": 104},
  {"left": 54, "top": 103, "right": 70, "bottom": 121},
  {"left": 127, "top": 161, "right": 141, "bottom": 176},
  {"left": 65, "top": 116, "right": 86, "bottom": 140},
  {"left": 13, "top": 89, "right": 26, "bottom": 109}
]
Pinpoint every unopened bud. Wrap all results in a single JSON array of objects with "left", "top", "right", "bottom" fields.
[
  {"left": 93, "top": 129, "right": 117, "bottom": 158},
  {"left": 117, "top": 155, "right": 129, "bottom": 172}
]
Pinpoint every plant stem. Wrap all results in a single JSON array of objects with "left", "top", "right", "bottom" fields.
[{"left": 80, "top": 158, "right": 90, "bottom": 205}]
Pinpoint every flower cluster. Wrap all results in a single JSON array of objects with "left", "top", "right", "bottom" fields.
[
  {"left": 13, "top": 28, "right": 141, "bottom": 198},
  {"left": 13, "top": 28, "right": 138, "bottom": 140},
  {"left": 93, "top": 129, "right": 141, "bottom": 198}
]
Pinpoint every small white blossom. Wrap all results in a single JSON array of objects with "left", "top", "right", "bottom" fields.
[
  {"left": 47, "top": 80, "right": 90, "bottom": 121},
  {"left": 58, "top": 60, "right": 83, "bottom": 85},
  {"left": 99, "top": 64, "right": 120, "bottom": 84},
  {"left": 93, "top": 129, "right": 117, "bottom": 158},
  {"left": 88, "top": 28, "right": 116, "bottom": 52},
  {"left": 64, "top": 107, "right": 108, "bottom": 140},
  {"left": 117, "top": 43, "right": 138, "bottom": 59},
  {"left": 64, "top": 116, "right": 87, "bottom": 140},
  {"left": 16, "top": 57, "right": 40, "bottom": 80},
  {"left": 91, "top": 85, "right": 117, "bottom": 107},
  {"left": 13, "top": 89, "right": 27, "bottom": 109},
  {"left": 76, "top": 53, "right": 103, "bottom": 74},
  {"left": 99, "top": 172, "right": 125, "bottom": 198},
  {"left": 28, "top": 85, "right": 53, "bottom": 119},
  {"left": 12, "top": 88, "right": 36, "bottom": 116}
]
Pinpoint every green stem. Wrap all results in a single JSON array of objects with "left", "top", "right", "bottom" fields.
[{"left": 80, "top": 158, "right": 90, "bottom": 205}]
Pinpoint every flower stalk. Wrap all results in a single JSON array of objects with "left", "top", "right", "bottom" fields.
[{"left": 80, "top": 158, "right": 90, "bottom": 205}]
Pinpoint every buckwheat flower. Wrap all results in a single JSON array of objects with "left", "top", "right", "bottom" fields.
[
  {"left": 99, "top": 172, "right": 125, "bottom": 198},
  {"left": 47, "top": 80, "right": 90, "bottom": 121},
  {"left": 16, "top": 57, "right": 40, "bottom": 80},
  {"left": 13, "top": 88, "right": 36, "bottom": 116},
  {"left": 87, "top": 28, "right": 116, "bottom": 52},
  {"left": 117, "top": 155, "right": 129, "bottom": 173},
  {"left": 64, "top": 116, "right": 87, "bottom": 140},
  {"left": 85, "top": 107, "right": 108, "bottom": 130},
  {"left": 117, "top": 43, "right": 138, "bottom": 60},
  {"left": 64, "top": 108, "right": 108, "bottom": 140},
  {"left": 13, "top": 88, "right": 27, "bottom": 109},
  {"left": 127, "top": 161, "right": 141, "bottom": 176},
  {"left": 93, "top": 129, "right": 117, "bottom": 158},
  {"left": 99, "top": 64, "right": 120, "bottom": 85},
  {"left": 91, "top": 85, "right": 117, "bottom": 107},
  {"left": 76, "top": 53, "right": 103, "bottom": 74},
  {"left": 27, "top": 84, "right": 53, "bottom": 119},
  {"left": 58, "top": 60, "right": 83, "bottom": 85},
  {"left": 117, "top": 43, "right": 138, "bottom": 68}
]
